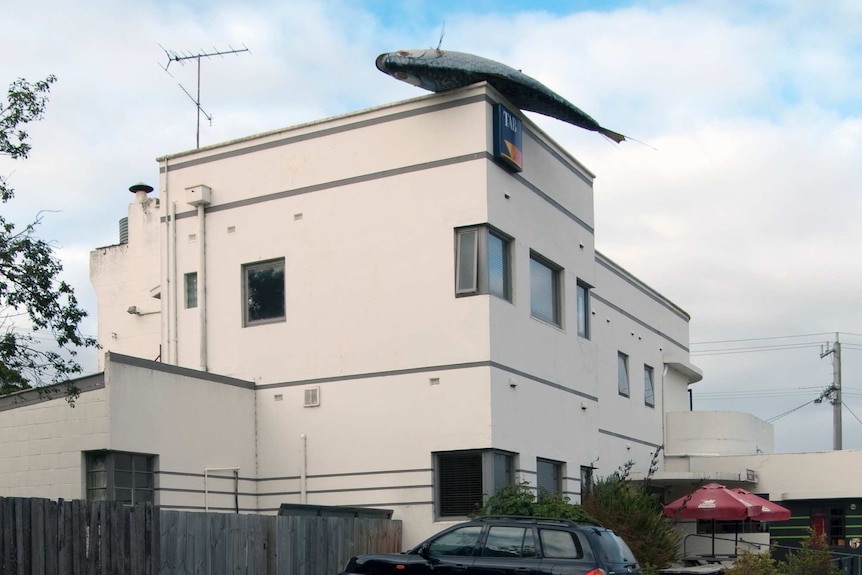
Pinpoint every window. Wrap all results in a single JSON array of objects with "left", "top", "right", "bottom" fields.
[
  {"left": 539, "top": 530, "right": 582, "bottom": 559},
  {"left": 86, "top": 451, "right": 155, "bottom": 505},
  {"left": 455, "top": 226, "right": 511, "bottom": 301},
  {"left": 617, "top": 352, "right": 630, "bottom": 397},
  {"left": 184, "top": 272, "right": 198, "bottom": 309},
  {"left": 243, "top": 259, "right": 285, "bottom": 326},
  {"left": 811, "top": 507, "right": 846, "bottom": 545},
  {"left": 529, "top": 252, "right": 561, "bottom": 326},
  {"left": 482, "top": 526, "right": 537, "bottom": 558},
  {"left": 536, "top": 458, "right": 562, "bottom": 496},
  {"left": 428, "top": 526, "right": 483, "bottom": 557},
  {"left": 580, "top": 465, "right": 593, "bottom": 501},
  {"left": 435, "top": 450, "right": 515, "bottom": 518},
  {"left": 576, "top": 281, "right": 590, "bottom": 339},
  {"left": 644, "top": 365, "right": 655, "bottom": 407}
]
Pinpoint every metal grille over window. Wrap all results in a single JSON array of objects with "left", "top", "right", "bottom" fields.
[
  {"left": 618, "top": 352, "right": 630, "bottom": 397},
  {"left": 644, "top": 365, "right": 655, "bottom": 407}
]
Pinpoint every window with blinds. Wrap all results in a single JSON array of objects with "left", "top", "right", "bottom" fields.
[
  {"left": 536, "top": 458, "right": 562, "bottom": 496},
  {"left": 435, "top": 449, "right": 516, "bottom": 519}
]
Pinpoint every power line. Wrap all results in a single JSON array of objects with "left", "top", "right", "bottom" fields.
[
  {"left": 692, "top": 332, "right": 833, "bottom": 346},
  {"left": 691, "top": 343, "right": 821, "bottom": 356},
  {"left": 843, "top": 401, "right": 862, "bottom": 427},
  {"left": 766, "top": 399, "right": 816, "bottom": 423}
]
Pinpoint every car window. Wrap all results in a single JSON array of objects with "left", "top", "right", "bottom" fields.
[
  {"left": 428, "top": 526, "right": 483, "bottom": 557},
  {"left": 539, "top": 529, "right": 583, "bottom": 559},
  {"left": 588, "top": 529, "right": 637, "bottom": 564},
  {"left": 482, "top": 526, "right": 537, "bottom": 558}
]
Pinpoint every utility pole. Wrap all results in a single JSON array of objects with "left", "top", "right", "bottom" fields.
[
  {"left": 819, "top": 333, "right": 842, "bottom": 450},
  {"left": 161, "top": 45, "right": 250, "bottom": 148}
]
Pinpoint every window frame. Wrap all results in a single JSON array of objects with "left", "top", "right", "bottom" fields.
[
  {"left": 644, "top": 364, "right": 655, "bottom": 407},
  {"left": 576, "top": 281, "right": 591, "bottom": 339},
  {"left": 184, "top": 272, "right": 198, "bottom": 309},
  {"left": 454, "top": 225, "right": 512, "bottom": 302},
  {"left": 85, "top": 450, "right": 156, "bottom": 505},
  {"left": 580, "top": 465, "right": 594, "bottom": 502},
  {"left": 617, "top": 352, "right": 630, "bottom": 397},
  {"left": 434, "top": 449, "right": 516, "bottom": 520},
  {"left": 529, "top": 251, "right": 562, "bottom": 327},
  {"left": 242, "top": 258, "right": 286, "bottom": 327}
]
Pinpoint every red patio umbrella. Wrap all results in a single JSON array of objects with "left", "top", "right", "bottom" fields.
[
  {"left": 662, "top": 483, "right": 791, "bottom": 557},
  {"left": 663, "top": 482, "right": 790, "bottom": 522}
]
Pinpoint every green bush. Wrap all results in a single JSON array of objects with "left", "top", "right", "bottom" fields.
[
  {"left": 725, "top": 549, "right": 778, "bottom": 575},
  {"left": 777, "top": 530, "right": 839, "bottom": 575},
  {"left": 581, "top": 464, "right": 680, "bottom": 569},
  {"left": 471, "top": 481, "right": 595, "bottom": 523}
]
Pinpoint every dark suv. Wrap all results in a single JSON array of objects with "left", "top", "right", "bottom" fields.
[{"left": 338, "top": 516, "right": 642, "bottom": 575}]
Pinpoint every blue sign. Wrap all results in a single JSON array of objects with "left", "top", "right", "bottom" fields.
[{"left": 493, "top": 103, "right": 523, "bottom": 172}]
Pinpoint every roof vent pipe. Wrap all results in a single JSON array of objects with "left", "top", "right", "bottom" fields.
[{"left": 129, "top": 182, "right": 153, "bottom": 204}]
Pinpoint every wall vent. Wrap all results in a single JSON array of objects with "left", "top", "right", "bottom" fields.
[{"left": 304, "top": 387, "right": 320, "bottom": 408}]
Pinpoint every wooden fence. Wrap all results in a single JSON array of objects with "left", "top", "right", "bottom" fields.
[{"left": 0, "top": 497, "right": 402, "bottom": 575}]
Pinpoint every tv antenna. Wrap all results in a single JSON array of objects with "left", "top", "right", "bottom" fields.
[{"left": 160, "top": 44, "right": 251, "bottom": 148}]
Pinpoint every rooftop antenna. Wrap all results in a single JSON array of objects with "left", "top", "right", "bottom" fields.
[
  {"left": 436, "top": 22, "right": 446, "bottom": 50},
  {"left": 159, "top": 44, "right": 251, "bottom": 149}
]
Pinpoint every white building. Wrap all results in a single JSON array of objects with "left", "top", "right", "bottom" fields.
[{"left": 2, "top": 82, "right": 707, "bottom": 545}]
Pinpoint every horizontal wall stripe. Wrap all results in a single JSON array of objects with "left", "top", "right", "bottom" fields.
[
  {"left": 490, "top": 362, "right": 599, "bottom": 401},
  {"left": 257, "top": 360, "right": 488, "bottom": 389},
  {"left": 591, "top": 293, "right": 689, "bottom": 353},
  {"left": 109, "top": 352, "right": 255, "bottom": 389},
  {"left": 157, "top": 487, "right": 258, "bottom": 498},
  {"left": 598, "top": 428, "right": 661, "bottom": 449},
  {"left": 595, "top": 255, "right": 690, "bottom": 322},
  {"left": 167, "top": 152, "right": 487, "bottom": 223},
  {"left": 309, "top": 468, "right": 431, "bottom": 479},
  {"left": 160, "top": 94, "right": 489, "bottom": 171},
  {"left": 307, "top": 484, "right": 432, "bottom": 495},
  {"left": 257, "top": 501, "right": 432, "bottom": 514},
  {"left": 256, "top": 491, "right": 302, "bottom": 498},
  {"left": 509, "top": 169, "right": 593, "bottom": 233}
]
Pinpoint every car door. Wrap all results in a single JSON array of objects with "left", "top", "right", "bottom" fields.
[
  {"left": 470, "top": 525, "right": 542, "bottom": 575},
  {"left": 419, "top": 525, "right": 483, "bottom": 575}
]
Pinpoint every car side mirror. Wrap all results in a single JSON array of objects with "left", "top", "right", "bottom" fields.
[{"left": 417, "top": 544, "right": 431, "bottom": 560}]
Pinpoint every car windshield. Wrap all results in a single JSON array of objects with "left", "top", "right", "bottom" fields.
[{"left": 589, "top": 529, "right": 637, "bottom": 564}]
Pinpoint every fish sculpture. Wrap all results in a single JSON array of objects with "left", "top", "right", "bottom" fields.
[{"left": 376, "top": 49, "right": 626, "bottom": 143}]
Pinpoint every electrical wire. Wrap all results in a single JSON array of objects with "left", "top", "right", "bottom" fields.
[
  {"left": 691, "top": 343, "right": 821, "bottom": 357},
  {"left": 843, "top": 402, "right": 862, "bottom": 427},
  {"left": 765, "top": 399, "right": 816, "bottom": 423},
  {"left": 692, "top": 333, "right": 833, "bottom": 345}
]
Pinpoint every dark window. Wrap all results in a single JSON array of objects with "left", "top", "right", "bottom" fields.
[
  {"left": 539, "top": 529, "right": 582, "bottom": 559},
  {"left": 644, "top": 364, "right": 655, "bottom": 407},
  {"left": 86, "top": 451, "right": 155, "bottom": 505},
  {"left": 618, "top": 352, "right": 630, "bottom": 397},
  {"left": 576, "top": 281, "right": 590, "bottom": 339},
  {"left": 530, "top": 252, "right": 562, "bottom": 326},
  {"left": 243, "top": 259, "right": 285, "bottom": 326},
  {"left": 455, "top": 226, "right": 512, "bottom": 301},
  {"left": 811, "top": 507, "right": 845, "bottom": 545},
  {"left": 185, "top": 272, "right": 198, "bottom": 309},
  {"left": 537, "top": 458, "right": 562, "bottom": 496},
  {"left": 428, "top": 526, "right": 483, "bottom": 557},
  {"left": 698, "top": 519, "right": 769, "bottom": 535},
  {"left": 483, "top": 526, "right": 536, "bottom": 558},
  {"left": 580, "top": 465, "right": 594, "bottom": 501},
  {"left": 435, "top": 450, "right": 516, "bottom": 519}
]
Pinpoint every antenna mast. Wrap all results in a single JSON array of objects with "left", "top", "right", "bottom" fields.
[{"left": 161, "top": 44, "right": 250, "bottom": 148}]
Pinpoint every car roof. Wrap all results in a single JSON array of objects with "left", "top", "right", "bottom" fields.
[{"left": 471, "top": 515, "right": 602, "bottom": 528}]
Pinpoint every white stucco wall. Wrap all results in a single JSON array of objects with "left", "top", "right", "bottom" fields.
[
  {"left": 0, "top": 375, "right": 108, "bottom": 499},
  {"left": 666, "top": 411, "right": 775, "bottom": 457}
]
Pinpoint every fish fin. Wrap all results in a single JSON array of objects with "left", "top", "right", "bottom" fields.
[{"left": 599, "top": 127, "right": 626, "bottom": 143}]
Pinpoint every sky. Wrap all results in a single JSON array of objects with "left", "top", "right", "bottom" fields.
[{"left": 3, "top": 0, "right": 861, "bottom": 453}]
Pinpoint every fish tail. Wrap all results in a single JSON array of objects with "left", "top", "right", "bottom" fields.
[{"left": 599, "top": 127, "right": 626, "bottom": 143}]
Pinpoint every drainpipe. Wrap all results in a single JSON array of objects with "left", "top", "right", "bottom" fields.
[
  {"left": 197, "top": 202, "right": 207, "bottom": 372},
  {"left": 170, "top": 198, "right": 178, "bottom": 364},
  {"left": 300, "top": 433, "right": 308, "bottom": 503}
]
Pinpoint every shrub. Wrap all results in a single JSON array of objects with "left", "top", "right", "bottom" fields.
[
  {"left": 471, "top": 481, "right": 595, "bottom": 523},
  {"left": 725, "top": 549, "right": 778, "bottom": 575},
  {"left": 778, "top": 530, "right": 840, "bottom": 575},
  {"left": 581, "top": 461, "right": 680, "bottom": 569}
]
